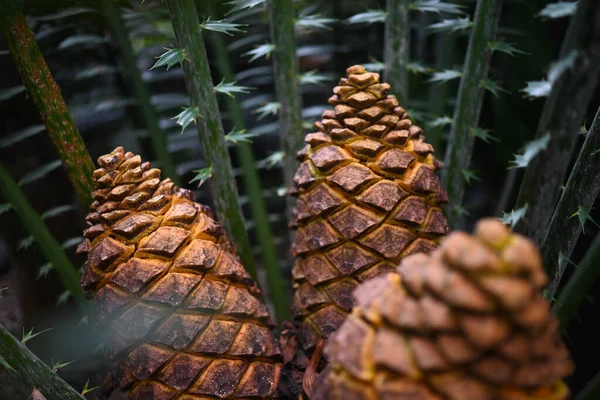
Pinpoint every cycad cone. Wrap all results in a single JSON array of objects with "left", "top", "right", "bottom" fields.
[
  {"left": 313, "top": 218, "right": 573, "bottom": 400},
  {"left": 290, "top": 65, "right": 449, "bottom": 354},
  {"left": 77, "top": 147, "right": 281, "bottom": 399}
]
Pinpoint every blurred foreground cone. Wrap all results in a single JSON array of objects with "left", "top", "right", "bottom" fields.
[
  {"left": 312, "top": 218, "right": 573, "bottom": 400},
  {"left": 77, "top": 147, "right": 281, "bottom": 399},
  {"left": 290, "top": 65, "right": 449, "bottom": 357}
]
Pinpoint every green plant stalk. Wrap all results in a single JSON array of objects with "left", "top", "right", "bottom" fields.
[
  {"left": 574, "top": 365, "right": 600, "bottom": 400},
  {"left": 441, "top": 0, "right": 503, "bottom": 227},
  {"left": 543, "top": 107, "right": 600, "bottom": 297},
  {"left": 0, "top": 325, "right": 85, "bottom": 400},
  {"left": 166, "top": 0, "right": 256, "bottom": 279},
  {"left": 208, "top": 31, "right": 290, "bottom": 321},
  {"left": 0, "top": 163, "right": 86, "bottom": 305},
  {"left": 427, "top": 31, "right": 457, "bottom": 154},
  {"left": 101, "top": 0, "right": 180, "bottom": 186},
  {"left": 554, "top": 233, "right": 600, "bottom": 328},
  {"left": 267, "top": 0, "right": 304, "bottom": 224},
  {"left": 0, "top": 0, "right": 95, "bottom": 208},
  {"left": 384, "top": 0, "right": 410, "bottom": 104},
  {"left": 514, "top": 0, "right": 600, "bottom": 242}
]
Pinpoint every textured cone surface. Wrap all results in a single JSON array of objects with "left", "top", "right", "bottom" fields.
[
  {"left": 312, "top": 218, "right": 573, "bottom": 400},
  {"left": 290, "top": 65, "right": 449, "bottom": 353},
  {"left": 78, "top": 147, "right": 281, "bottom": 399}
]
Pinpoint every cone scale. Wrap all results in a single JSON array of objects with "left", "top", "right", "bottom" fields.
[
  {"left": 312, "top": 218, "right": 573, "bottom": 400},
  {"left": 290, "top": 65, "right": 449, "bottom": 354},
  {"left": 77, "top": 147, "right": 281, "bottom": 399}
]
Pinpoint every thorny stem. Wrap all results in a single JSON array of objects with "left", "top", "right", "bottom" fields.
[
  {"left": 384, "top": 0, "right": 410, "bottom": 104},
  {"left": 166, "top": 0, "right": 257, "bottom": 279},
  {"left": 441, "top": 0, "right": 504, "bottom": 227},
  {"left": 0, "top": 325, "right": 85, "bottom": 400},
  {"left": 0, "top": 0, "right": 95, "bottom": 208},
  {"left": 267, "top": 0, "right": 304, "bottom": 226},
  {"left": 542, "top": 107, "right": 600, "bottom": 297},
  {"left": 514, "top": 0, "right": 600, "bottom": 242}
]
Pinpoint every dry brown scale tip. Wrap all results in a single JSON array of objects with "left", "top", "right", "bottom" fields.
[
  {"left": 77, "top": 147, "right": 282, "bottom": 400},
  {"left": 289, "top": 64, "right": 450, "bottom": 356},
  {"left": 312, "top": 218, "right": 574, "bottom": 400}
]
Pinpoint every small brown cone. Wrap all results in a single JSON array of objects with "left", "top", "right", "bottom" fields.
[
  {"left": 78, "top": 147, "right": 281, "bottom": 399},
  {"left": 290, "top": 65, "right": 449, "bottom": 355},
  {"left": 312, "top": 218, "right": 573, "bottom": 400}
]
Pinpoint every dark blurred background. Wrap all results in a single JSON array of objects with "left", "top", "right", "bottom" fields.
[{"left": 0, "top": 0, "right": 598, "bottom": 398}]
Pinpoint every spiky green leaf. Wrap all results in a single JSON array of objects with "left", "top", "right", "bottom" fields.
[
  {"left": 200, "top": 18, "right": 246, "bottom": 36},
  {"left": 471, "top": 127, "right": 499, "bottom": 143},
  {"left": 461, "top": 169, "right": 481, "bottom": 185},
  {"left": 189, "top": 167, "right": 213, "bottom": 187},
  {"left": 295, "top": 15, "right": 336, "bottom": 30},
  {"left": 34, "top": 7, "right": 95, "bottom": 21},
  {"left": 172, "top": 107, "right": 201, "bottom": 133},
  {"left": 0, "top": 86, "right": 25, "bottom": 102},
  {"left": 61, "top": 237, "right": 83, "bottom": 250},
  {"left": 509, "top": 134, "right": 550, "bottom": 169},
  {"left": 0, "top": 355, "right": 15, "bottom": 373},
  {"left": 253, "top": 102, "right": 280, "bottom": 120},
  {"left": 57, "top": 290, "right": 71, "bottom": 306},
  {"left": 501, "top": 205, "right": 528, "bottom": 229},
  {"left": 570, "top": 206, "right": 600, "bottom": 234},
  {"left": 21, "top": 327, "right": 52, "bottom": 344},
  {"left": 0, "top": 125, "right": 45, "bottom": 148},
  {"left": 406, "top": 61, "right": 431, "bottom": 74},
  {"left": 58, "top": 35, "right": 108, "bottom": 50},
  {"left": 18, "top": 236, "right": 34, "bottom": 251},
  {"left": 299, "top": 70, "right": 332, "bottom": 85},
  {"left": 225, "top": 128, "right": 258, "bottom": 144},
  {"left": 42, "top": 205, "right": 75, "bottom": 219},
  {"left": 150, "top": 48, "right": 188, "bottom": 70},
  {"left": 427, "top": 116, "right": 453, "bottom": 128},
  {"left": 428, "top": 17, "right": 472, "bottom": 32},
  {"left": 521, "top": 80, "right": 552, "bottom": 98},
  {"left": 18, "top": 160, "right": 62, "bottom": 186},
  {"left": 411, "top": 0, "right": 465, "bottom": 15},
  {"left": 74, "top": 64, "right": 117, "bottom": 80},
  {"left": 480, "top": 79, "right": 509, "bottom": 97},
  {"left": 226, "top": 0, "right": 266, "bottom": 14},
  {"left": 37, "top": 263, "right": 53, "bottom": 280},
  {"left": 242, "top": 43, "right": 275, "bottom": 63},
  {"left": 0, "top": 203, "right": 11, "bottom": 216},
  {"left": 259, "top": 151, "right": 284, "bottom": 169},
  {"left": 346, "top": 10, "right": 387, "bottom": 24},
  {"left": 82, "top": 380, "right": 100, "bottom": 396},
  {"left": 547, "top": 50, "right": 578, "bottom": 83},
  {"left": 488, "top": 41, "right": 528, "bottom": 57},
  {"left": 361, "top": 60, "right": 385, "bottom": 72},
  {"left": 537, "top": 2, "right": 578, "bottom": 19},
  {"left": 426, "top": 69, "right": 462, "bottom": 84},
  {"left": 52, "top": 358, "right": 78, "bottom": 372},
  {"left": 214, "top": 80, "right": 252, "bottom": 98}
]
